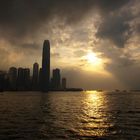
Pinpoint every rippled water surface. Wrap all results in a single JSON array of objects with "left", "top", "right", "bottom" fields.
[{"left": 0, "top": 91, "right": 140, "bottom": 140}]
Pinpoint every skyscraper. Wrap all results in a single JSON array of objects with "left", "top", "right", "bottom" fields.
[
  {"left": 32, "top": 63, "right": 39, "bottom": 90},
  {"left": 17, "top": 68, "right": 30, "bottom": 90},
  {"left": 17, "top": 68, "right": 24, "bottom": 90},
  {"left": 42, "top": 40, "right": 50, "bottom": 91},
  {"left": 0, "top": 71, "right": 5, "bottom": 91},
  {"left": 52, "top": 68, "right": 61, "bottom": 89},
  {"left": 39, "top": 68, "right": 43, "bottom": 90},
  {"left": 23, "top": 68, "right": 30, "bottom": 90},
  {"left": 8, "top": 67, "right": 17, "bottom": 90}
]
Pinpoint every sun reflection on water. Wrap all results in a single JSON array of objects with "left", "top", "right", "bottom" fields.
[{"left": 78, "top": 90, "right": 112, "bottom": 137}]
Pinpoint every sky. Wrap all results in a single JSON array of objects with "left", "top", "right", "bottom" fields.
[{"left": 0, "top": 0, "right": 140, "bottom": 90}]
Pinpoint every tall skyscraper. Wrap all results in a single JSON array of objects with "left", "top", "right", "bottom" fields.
[
  {"left": 32, "top": 63, "right": 39, "bottom": 90},
  {"left": 42, "top": 40, "right": 50, "bottom": 91},
  {"left": 52, "top": 68, "right": 61, "bottom": 89}
]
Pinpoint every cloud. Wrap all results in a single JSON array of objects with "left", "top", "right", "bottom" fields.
[
  {"left": 106, "top": 62, "right": 140, "bottom": 89},
  {"left": 136, "top": 23, "right": 140, "bottom": 34},
  {"left": 92, "top": 39, "right": 140, "bottom": 89},
  {"left": 0, "top": 0, "right": 132, "bottom": 41},
  {"left": 74, "top": 50, "right": 86, "bottom": 57},
  {"left": 96, "top": 12, "right": 132, "bottom": 48}
]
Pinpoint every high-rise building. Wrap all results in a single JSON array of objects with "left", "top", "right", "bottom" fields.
[
  {"left": 17, "top": 68, "right": 24, "bottom": 90},
  {"left": 39, "top": 68, "right": 42, "bottom": 90},
  {"left": 24, "top": 68, "right": 30, "bottom": 90},
  {"left": 42, "top": 40, "right": 50, "bottom": 91},
  {"left": 17, "top": 68, "right": 30, "bottom": 90},
  {"left": 62, "top": 78, "right": 66, "bottom": 89},
  {"left": 32, "top": 63, "right": 39, "bottom": 90},
  {"left": 52, "top": 68, "right": 61, "bottom": 89},
  {"left": 8, "top": 67, "right": 17, "bottom": 90},
  {"left": 0, "top": 71, "right": 5, "bottom": 91}
]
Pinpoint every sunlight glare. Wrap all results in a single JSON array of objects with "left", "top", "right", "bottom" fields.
[
  {"left": 80, "top": 51, "right": 111, "bottom": 76},
  {"left": 86, "top": 52, "right": 101, "bottom": 65}
]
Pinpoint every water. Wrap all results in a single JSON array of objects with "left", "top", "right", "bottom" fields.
[{"left": 0, "top": 91, "right": 140, "bottom": 140}]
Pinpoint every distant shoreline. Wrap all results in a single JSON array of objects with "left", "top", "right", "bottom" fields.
[{"left": 0, "top": 88, "right": 84, "bottom": 92}]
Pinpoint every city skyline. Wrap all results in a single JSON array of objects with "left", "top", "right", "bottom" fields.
[
  {"left": 0, "top": 0, "right": 139, "bottom": 90},
  {"left": 0, "top": 40, "right": 68, "bottom": 91}
]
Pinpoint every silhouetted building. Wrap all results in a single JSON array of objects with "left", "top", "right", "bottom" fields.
[
  {"left": 32, "top": 63, "right": 39, "bottom": 90},
  {"left": 0, "top": 40, "right": 70, "bottom": 92},
  {"left": 17, "top": 68, "right": 24, "bottom": 90},
  {"left": 41, "top": 40, "right": 50, "bottom": 91},
  {"left": 50, "top": 77, "right": 53, "bottom": 89},
  {"left": 52, "top": 68, "right": 61, "bottom": 89},
  {"left": 62, "top": 78, "right": 66, "bottom": 89},
  {"left": 8, "top": 67, "right": 17, "bottom": 90},
  {"left": 39, "top": 68, "right": 43, "bottom": 90},
  {"left": 0, "top": 71, "right": 5, "bottom": 91},
  {"left": 4, "top": 72, "right": 9, "bottom": 90},
  {"left": 24, "top": 68, "right": 30, "bottom": 90},
  {"left": 17, "top": 68, "right": 30, "bottom": 90}
]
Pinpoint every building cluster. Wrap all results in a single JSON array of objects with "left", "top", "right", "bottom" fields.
[{"left": 0, "top": 40, "right": 67, "bottom": 92}]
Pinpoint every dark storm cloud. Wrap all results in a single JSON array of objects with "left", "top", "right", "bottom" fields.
[
  {"left": 96, "top": 0, "right": 140, "bottom": 48},
  {"left": 0, "top": 0, "right": 132, "bottom": 43},
  {"left": 96, "top": 12, "right": 133, "bottom": 48}
]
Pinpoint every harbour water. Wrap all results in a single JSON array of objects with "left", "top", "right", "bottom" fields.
[{"left": 0, "top": 91, "right": 140, "bottom": 140}]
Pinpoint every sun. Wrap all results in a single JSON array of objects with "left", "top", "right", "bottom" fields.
[
  {"left": 86, "top": 52, "right": 101, "bottom": 65},
  {"left": 80, "top": 51, "right": 111, "bottom": 76}
]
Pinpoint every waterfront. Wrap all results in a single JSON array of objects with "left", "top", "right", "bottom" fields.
[{"left": 0, "top": 91, "right": 140, "bottom": 140}]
